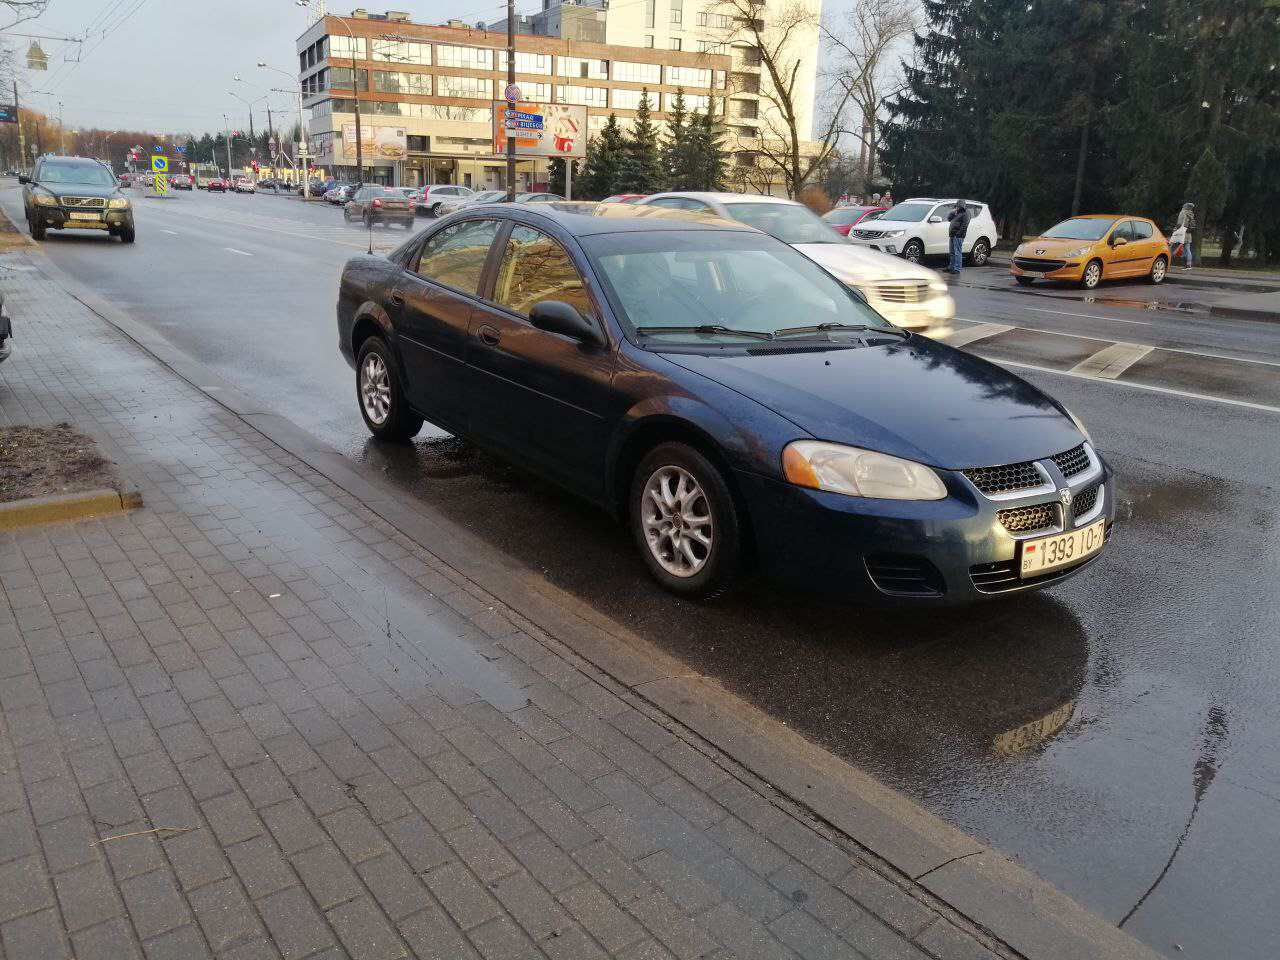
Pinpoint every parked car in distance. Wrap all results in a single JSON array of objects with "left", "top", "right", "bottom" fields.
[
  {"left": 846, "top": 198, "right": 997, "bottom": 266},
  {"left": 169, "top": 174, "right": 193, "bottom": 190},
  {"left": 641, "top": 192, "right": 955, "bottom": 337},
  {"left": 1010, "top": 216, "right": 1170, "bottom": 289},
  {"left": 601, "top": 194, "right": 648, "bottom": 204},
  {"left": 206, "top": 178, "right": 227, "bottom": 192},
  {"left": 413, "top": 184, "right": 474, "bottom": 217},
  {"left": 514, "top": 192, "right": 564, "bottom": 203},
  {"left": 298, "top": 178, "right": 327, "bottom": 196},
  {"left": 436, "top": 189, "right": 506, "bottom": 217},
  {"left": 20, "top": 155, "right": 136, "bottom": 243},
  {"left": 336, "top": 203, "right": 1111, "bottom": 602},
  {"left": 117, "top": 173, "right": 132, "bottom": 188},
  {"left": 325, "top": 184, "right": 356, "bottom": 205},
  {"left": 344, "top": 184, "right": 415, "bottom": 227},
  {"left": 822, "top": 205, "right": 886, "bottom": 235}
]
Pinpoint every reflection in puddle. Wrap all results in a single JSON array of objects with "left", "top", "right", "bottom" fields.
[{"left": 992, "top": 700, "right": 1075, "bottom": 756}]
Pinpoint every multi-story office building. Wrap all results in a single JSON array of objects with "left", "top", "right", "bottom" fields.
[{"left": 295, "top": 9, "right": 730, "bottom": 190}]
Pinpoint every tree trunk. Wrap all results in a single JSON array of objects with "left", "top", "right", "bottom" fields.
[{"left": 1070, "top": 68, "right": 1095, "bottom": 216}]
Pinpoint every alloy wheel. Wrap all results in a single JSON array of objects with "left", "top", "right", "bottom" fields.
[
  {"left": 1083, "top": 262, "right": 1102, "bottom": 288},
  {"left": 972, "top": 240, "right": 990, "bottom": 265},
  {"left": 1151, "top": 258, "right": 1166, "bottom": 283},
  {"left": 359, "top": 352, "right": 391, "bottom": 425},
  {"left": 641, "top": 466, "right": 714, "bottom": 578}
]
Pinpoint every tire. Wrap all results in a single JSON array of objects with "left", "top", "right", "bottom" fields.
[
  {"left": 30, "top": 217, "right": 45, "bottom": 241},
  {"left": 1080, "top": 259, "right": 1103, "bottom": 289},
  {"left": 355, "top": 336, "right": 422, "bottom": 442},
  {"left": 118, "top": 225, "right": 135, "bottom": 244},
  {"left": 968, "top": 238, "right": 991, "bottom": 266},
  {"left": 1147, "top": 255, "right": 1168, "bottom": 285},
  {"left": 1015, "top": 276, "right": 1035, "bottom": 286},
  {"left": 630, "top": 442, "right": 743, "bottom": 599},
  {"left": 901, "top": 239, "right": 924, "bottom": 263},
  {"left": 431, "top": 202, "right": 442, "bottom": 217}
]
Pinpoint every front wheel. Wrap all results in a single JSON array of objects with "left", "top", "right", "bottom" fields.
[
  {"left": 30, "top": 217, "right": 45, "bottom": 241},
  {"left": 630, "top": 442, "right": 742, "bottom": 599},
  {"left": 355, "top": 337, "right": 422, "bottom": 442},
  {"left": 901, "top": 240, "right": 924, "bottom": 263},
  {"left": 1080, "top": 259, "right": 1103, "bottom": 289},
  {"left": 118, "top": 225, "right": 135, "bottom": 244},
  {"left": 968, "top": 238, "right": 991, "bottom": 266},
  {"left": 1148, "top": 255, "right": 1168, "bottom": 285}
]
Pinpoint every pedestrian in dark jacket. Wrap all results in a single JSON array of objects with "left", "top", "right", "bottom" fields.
[{"left": 946, "top": 200, "right": 970, "bottom": 274}]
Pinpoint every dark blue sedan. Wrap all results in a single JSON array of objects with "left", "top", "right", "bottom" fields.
[{"left": 336, "top": 203, "right": 1113, "bottom": 603}]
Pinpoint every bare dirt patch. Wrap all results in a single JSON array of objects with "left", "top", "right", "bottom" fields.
[{"left": 0, "top": 423, "right": 117, "bottom": 503}]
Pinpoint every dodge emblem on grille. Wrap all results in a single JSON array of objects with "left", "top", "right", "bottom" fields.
[{"left": 1059, "top": 488, "right": 1073, "bottom": 508}]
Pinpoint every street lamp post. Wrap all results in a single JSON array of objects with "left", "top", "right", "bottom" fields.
[
  {"left": 229, "top": 90, "right": 265, "bottom": 142},
  {"left": 259, "top": 62, "right": 310, "bottom": 199},
  {"left": 297, "top": 0, "right": 362, "bottom": 185},
  {"left": 222, "top": 114, "right": 234, "bottom": 180}
]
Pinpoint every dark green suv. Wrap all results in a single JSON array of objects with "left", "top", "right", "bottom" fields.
[{"left": 20, "top": 155, "right": 136, "bottom": 243}]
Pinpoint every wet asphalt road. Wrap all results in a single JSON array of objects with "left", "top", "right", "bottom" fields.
[{"left": 4, "top": 185, "right": 1279, "bottom": 959}]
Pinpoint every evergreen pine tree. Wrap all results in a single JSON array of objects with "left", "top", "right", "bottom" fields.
[
  {"left": 619, "top": 90, "right": 665, "bottom": 193},
  {"left": 688, "top": 106, "right": 727, "bottom": 191},
  {"left": 661, "top": 89, "right": 694, "bottom": 189},
  {"left": 548, "top": 157, "right": 580, "bottom": 197},
  {"left": 581, "top": 113, "right": 626, "bottom": 198}
]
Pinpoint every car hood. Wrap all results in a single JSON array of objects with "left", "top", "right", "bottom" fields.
[
  {"left": 794, "top": 243, "right": 942, "bottom": 285},
  {"left": 850, "top": 217, "right": 929, "bottom": 233},
  {"left": 1020, "top": 237, "right": 1100, "bottom": 254},
  {"left": 658, "top": 338, "right": 1082, "bottom": 469},
  {"left": 37, "top": 183, "right": 120, "bottom": 198}
]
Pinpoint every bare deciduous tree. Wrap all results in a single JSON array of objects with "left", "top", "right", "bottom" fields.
[{"left": 1, "top": 0, "right": 51, "bottom": 30}]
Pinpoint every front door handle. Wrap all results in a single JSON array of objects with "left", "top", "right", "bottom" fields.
[
  {"left": 479, "top": 324, "right": 501, "bottom": 346},
  {"left": 387, "top": 289, "right": 405, "bottom": 308}
]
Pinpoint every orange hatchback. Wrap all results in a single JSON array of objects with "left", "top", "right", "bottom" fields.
[{"left": 1011, "top": 215, "right": 1170, "bottom": 289}]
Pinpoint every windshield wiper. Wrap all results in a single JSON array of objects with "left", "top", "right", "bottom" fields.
[
  {"left": 772, "top": 322, "right": 905, "bottom": 338},
  {"left": 635, "top": 324, "right": 775, "bottom": 341}
]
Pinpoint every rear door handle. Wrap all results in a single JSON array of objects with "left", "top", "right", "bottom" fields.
[
  {"left": 479, "top": 324, "right": 501, "bottom": 346},
  {"left": 387, "top": 289, "right": 405, "bottom": 308}
]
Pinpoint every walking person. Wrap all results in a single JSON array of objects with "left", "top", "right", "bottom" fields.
[
  {"left": 946, "top": 199, "right": 970, "bottom": 275},
  {"left": 1174, "top": 202, "right": 1196, "bottom": 269}
]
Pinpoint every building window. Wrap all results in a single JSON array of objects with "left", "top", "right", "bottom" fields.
[
  {"left": 436, "top": 45, "right": 493, "bottom": 70},
  {"left": 329, "top": 67, "right": 368, "bottom": 92},
  {"left": 498, "top": 50, "right": 552, "bottom": 74},
  {"left": 698, "top": 40, "right": 727, "bottom": 53},
  {"left": 556, "top": 56, "right": 608, "bottom": 80},
  {"left": 697, "top": 11, "right": 707, "bottom": 25},
  {"left": 667, "top": 92, "right": 710, "bottom": 111},
  {"left": 613, "top": 61, "right": 662, "bottom": 83},
  {"left": 644, "top": 0, "right": 654, "bottom": 29},
  {"left": 437, "top": 136, "right": 492, "bottom": 150},
  {"left": 714, "top": 70, "right": 727, "bottom": 89},
  {"left": 329, "top": 35, "right": 367, "bottom": 61},
  {"left": 371, "top": 39, "right": 430, "bottom": 65},
  {"left": 671, "top": 0, "right": 682, "bottom": 24},
  {"left": 666, "top": 65, "right": 711, "bottom": 87},
  {"left": 644, "top": 35, "right": 654, "bottom": 47},
  {"left": 372, "top": 71, "right": 432, "bottom": 95},
  {"left": 517, "top": 81, "right": 552, "bottom": 101},
  {"left": 437, "top": 75, "right": 493, "bottom": 99},
  {"left": 670, "top": 38, "right": 682, "bottom": 50},
  {"left": 611, "top": 88, "right": 653, "bottom": 110},
  {"left": 556, "top": 84, "right": 607, "bottom": 107},
  {"left": 732, "top": 99, "right": 758, "bottom": 119},
  {"left": 731, "top": 124, "right": 758, "bottom": 139},
  {"left": 734, "top": 151, "right": 757, "bottom": 167}
]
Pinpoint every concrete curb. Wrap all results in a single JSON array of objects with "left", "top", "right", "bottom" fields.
[
  {"left": 0, "top": 486, "right": 141, "bottom": 530},
  {"left": 20, "top": 243, "right": 1162, "bottom": 960}
]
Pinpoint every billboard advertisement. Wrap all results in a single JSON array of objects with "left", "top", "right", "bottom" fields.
[
  {"left": 493, "top": 102, "right": 586, "bottom": 159},
  {"left": 339, "top": 123, "right": 408, "bottom": 163}
]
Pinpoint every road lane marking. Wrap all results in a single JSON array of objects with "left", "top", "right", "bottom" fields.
[
  {"left": 1069, "top": 342, "right": 1155, "bottom": 379},
  {"left": 162, "top": 229, "right": 179, "bottom": 235},
  {"left": 941, "top": 322, "right": 1013, "bottom": 347},
  {"left": 223, "top": 247, "right": 252, "bottom": 257},
  {"left": 996, "top": 359, "right": 1280, "bottom": 414},
  {"left": 1026, "top": 307, "right": 1150, "bottom": 325}
]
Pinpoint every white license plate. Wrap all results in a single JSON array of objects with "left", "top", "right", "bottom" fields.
[
  {"left": 1019, "top": 518, "right": 1106, "bottom": 576},
  {"left": 69, "top": 211, "right": 101, "bottom": 220},
  {"left": 1022, "top": 270, "right": 1045, "bottom": 279}
]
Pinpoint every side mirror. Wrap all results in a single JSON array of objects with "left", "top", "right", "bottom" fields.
[
  {"left": 529, "top": 300, "right": 604, "bottom": 346},
  {"left": 17, "top": 175, "right": 30, "bottom": 185},
  {"left": 1112, "top": 236, "right": 1127, "bottom": 247},
  {"left": 927, "top": 215, "right": 943, "bottom": 224}
]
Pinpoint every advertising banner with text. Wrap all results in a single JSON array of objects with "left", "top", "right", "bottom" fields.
[{"left": 493, "top": 102, "right": 586, "bottom": 159}]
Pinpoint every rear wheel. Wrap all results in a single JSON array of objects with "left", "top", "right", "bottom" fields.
[
  {"left": 1015, "top": 276, "right": 1035, "bottom": 286},
  {"left": 968, "top": 238, "right": 991, "bottom": 266},
  {"left": 1148, "top": 255, "right": 1168, "bottom": 285},
  {"left": 355, "top": 337, "right": 422, "bottom": 442},
  {"left": 901, "top": 239, "right": 924, "bottom": 263},
  {"left": 1080, "top": 259, "right": 1103, "bottom": 289},
  {"left": 630, "top": 442, "right": 742, "bottom": 599},
  {"left": 431, "top": 202, "right": 442, "bottom": 217}
]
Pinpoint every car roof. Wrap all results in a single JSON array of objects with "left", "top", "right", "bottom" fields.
[
  {"left": 650, "top": 191, "right": 797, "bottom": 206},
  {"left": 463, "top": 201, "right": 756, "bottom": 237},
  {"left": 38, "top": 155, "right": 107, "bottom": 167},
  {"left": 1067, "top": 213, "right": 1149, "bottom": 221}
]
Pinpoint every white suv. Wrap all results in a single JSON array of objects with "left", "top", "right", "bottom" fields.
[
  {"left": 417, "top": 184, "right": 475, "bottom": 217},
  {"left": 846, "top": 198, "right": 996, "bottom": 266}
]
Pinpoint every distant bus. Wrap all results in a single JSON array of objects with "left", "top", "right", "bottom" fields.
[{"left": 193, "top": 163, "right": 225, "bottom": 188}]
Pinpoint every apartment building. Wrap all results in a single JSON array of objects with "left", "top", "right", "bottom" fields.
[{"left": 295, "top": 10, "right": 730, "bottom": 190}]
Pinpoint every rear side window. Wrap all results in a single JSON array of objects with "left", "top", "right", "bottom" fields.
[
  {"left": 412, "top": 219, "right": 501, "bottom": 295},
  {"left": 492, "top": 225, "right": 593, "bottom": 318},
  {"left": 1131, "top": 220, "right": 1153, "bottom": 240}
]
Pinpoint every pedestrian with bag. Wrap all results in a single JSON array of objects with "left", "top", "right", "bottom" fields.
[
  {"left": 1171, "top": 202, "right": 1195, "bottom": 269},
  {"left": 946, "top": 199, "right": 970, "bottom": 275}
]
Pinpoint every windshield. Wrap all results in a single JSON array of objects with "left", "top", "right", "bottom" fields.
[
  {"left": 38, "top": 164, "right": 116, "bottom": 187},
  {"left": 880, "top": 202, "right": 935, "bottom": 223},
  {"left": 723, "top": 202, "right": 842, "bottom": 244},
  {"left": 584, "top": 230, "right": 893, "bottom": 344},
  {"left": 822, "top": 209, "right": 867, "bottom": 224},
  {"left": 1041, "top": 217, "right": 1115, "bottom": 241}
]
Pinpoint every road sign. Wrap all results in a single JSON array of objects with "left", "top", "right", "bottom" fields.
[
  {"left": 504, "top": 83, "right": 521, "bottom": 104},
  {"left": 151, "top": 155, "right": 167, "bottom": 172},
  {"left": 0, "top": 104, "right": 16, "bottom": 124},
  {"left": 154, "top": 174, "right": 168, "bottom": 195}
]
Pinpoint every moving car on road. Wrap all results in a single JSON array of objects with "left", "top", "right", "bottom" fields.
[
  {"left": 170, "top": 174, "right": 193, "bottom": 190},
  {"left": 335, "top": 203, "right": 1112, "bottom": 602},
  {"left": 233, "top": 177, "right": 256, "bottom": 194},
  {"left": 20, "top": 155, "right": 135, "bottom": 243},
  {"left": 846, "top": 197, "right": 996, "bottom": 266},
  {"left": 641, "top": 192, "right": 954, "bottom": 337},
  {"left": 206, "top": 178, "right": 227, "bottom": 192},
  {"left": 344, "top": 185, "right": 415, "bottom": 228},
  {"left": 822, "top": 205, "right": 886, "bottom": 235},
  {"left": 325, "top": 184, "right": 355, "bottom": 205},
  {"left": 1010, "top": 216, "right": 1170, "bottom": 289},
  {"left": 418, "top": 184, "right": 476, "bottom": 217}
]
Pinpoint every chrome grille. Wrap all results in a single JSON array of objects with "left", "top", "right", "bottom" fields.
[
  {"left": 962, "top": 460, "right": 1042, "bottom": 495},
  {"left": 998, "top": 502, "right": 1057, "bottom": 534},
  {"left": 853, "top": 228, "right": 883, "bottom": 239},
  {"left": 62, "top": 196, "right": 107, "bottom": 208},
  {"left": 1072, "top": 484, "right": 1099, "bottom": 520},
  {"left": 873, "top": 282, "right": 932, "bottom": 304},
  {"left": 1051, "top": 444, "right": 1090, "bottom": 478}
]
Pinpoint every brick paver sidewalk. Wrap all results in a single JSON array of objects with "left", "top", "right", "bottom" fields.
[{"left": 0, "top": 249, "right": 1002, "bottom": 959}]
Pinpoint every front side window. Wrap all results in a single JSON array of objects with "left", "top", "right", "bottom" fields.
[
  {"left": 413, "top": 219, "right": 501, "bottom": 295},
  {"left": 493, "top": 226, "right": 593, "bottom": 318},
  {"left": 1111, "top": 221, "right": 1135, "bottom": 243}
]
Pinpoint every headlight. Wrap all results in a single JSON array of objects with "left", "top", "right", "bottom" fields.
[
  {"left": 108, "top": 198, "right": 130, "bottom": 209},
  {"left": 1066, "top": 409, "right": 1093, "bottom": 443},
  {"left": 928, "top": 279, "right": 948, "bottom": 293},
  {"left": 34, "top": 194, "right": 57, "bottom": 205},
  {"left": 881, "top": 230, "right": 904, "bottom": 238},
  {"left": 1063, "top": 246, "right": 1090, "bottom": 258},
  {"left": 782, "top": 441, "right": 947, "bottom": 500}
]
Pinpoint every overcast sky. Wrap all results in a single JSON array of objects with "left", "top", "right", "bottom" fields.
[{"left": 6, "top": 0, "right": 857, "bottom": 136}]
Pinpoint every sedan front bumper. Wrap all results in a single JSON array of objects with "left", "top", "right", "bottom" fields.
[{"left": 736, "top": 446, "right": 1115, "bottom": 604}]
